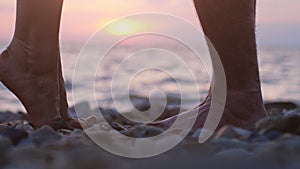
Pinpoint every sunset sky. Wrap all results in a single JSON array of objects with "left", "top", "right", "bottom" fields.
[{"left": 0, "top": 0, "right": 299, "bottom": 46}]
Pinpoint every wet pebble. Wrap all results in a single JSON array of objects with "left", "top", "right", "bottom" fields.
[
  {"left": 264, "top": 102, "right": 298, "bottom": 116},
  {"left": 2, "top": 127, "right": 28, "bottom": 145},
  {"left": 15, "top": 122, "right": 35, "bottom": 134},
  {"left": 120, "top": 125, "right": 164, "bottom": 138},
  {"left": 19, "top": 126, "right": 62, "bottom": 147},
  {"left": 256, "top": 114, "right": 300, "bottom": 134},
  {"left": 0, "top": 111, "right": 26, "bottom": 123},
  {"left": 284, "top": 107, "right": 300, "bottom": 116}
]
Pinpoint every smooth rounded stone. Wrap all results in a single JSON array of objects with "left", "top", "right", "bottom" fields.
[
  {"left": 58, "top": 135, "right": 93, "bottom": 147},
  {"left": 2, "top": 128, "right": 28, "bottom": 145},
  {"left": 0, "top": 111, "right": 26, "bottom": 123},
  {"left": 57, "top": 129, "right": 90, "bottom": 147},
  {"left": 131, "top": 98, "right": 151, "bottom": 111},
  {"left": 256, "top": 114, "right": 300, "bottom": 134},
  {"left": 120, "top": 125, "right": 164, "bottom": 138},
  {"left": 86, "top": 122, "right": 113, "bottom": 133},
  {"left": 214, "top": 126, "right": 252, "bottom": 140},
  {"left": 15, "top": 122, "right": 35, "bottom": 134},
  {"left": 86, "top": 115, "right": 99, "bottom": 126},
  {"left": 264, "top": 102, "right": 298, "bottom": 116},
  {"left": 86, "top": 115, "right": 99, "bottom": 124},
  {"left": 285, "top": 107, "right": 300, "bottom": 116},
  {"left": 19, "top": 126, "right": 62, "bottom": 146},
  {"left": 128, "top": 95, "right": 184, "bottom": 121}
]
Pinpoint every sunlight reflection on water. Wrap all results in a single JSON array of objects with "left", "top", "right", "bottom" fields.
[{"left": 0, "top": 42, "right": 299, "bottom": 112}]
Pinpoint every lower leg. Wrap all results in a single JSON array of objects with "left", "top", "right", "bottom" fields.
[
  {"left": 0, "top": 0, "right": 74, "bottom": 127},
  {"left": 154, "top": 0, "right": 266, "bottom": 130}
]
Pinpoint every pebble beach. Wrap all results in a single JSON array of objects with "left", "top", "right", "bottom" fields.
[{"left": 1, "top": 98, "right": 300, "bottom": 169}]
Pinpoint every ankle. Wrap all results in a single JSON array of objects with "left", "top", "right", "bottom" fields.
[
  {"left": 207, "top": 89, "right": 266, "bottom": 113},
  {"left": 7, "top": 38, "right": 59, "bottom": 75}
]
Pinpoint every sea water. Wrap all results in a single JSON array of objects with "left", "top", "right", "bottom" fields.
[{"left": 0, "top": 42, "right": 299, "bottom": 112}]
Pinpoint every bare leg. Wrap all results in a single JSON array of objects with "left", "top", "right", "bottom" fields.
[
  {"left": 153, "top": 0, "right": 267, "bottom": 130},
  {"left": 0, "top": 0, "right": 81, "bottom": 128}
]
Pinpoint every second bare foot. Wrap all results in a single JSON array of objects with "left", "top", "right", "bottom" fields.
[{"left": 151, "top": 91, "right": 267, "bottom": 131}]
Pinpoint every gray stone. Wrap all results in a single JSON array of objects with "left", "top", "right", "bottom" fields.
[
  {"left": 19, "top": 126, "right": 62, "bottom": 147},
  {"left": 0, "top": 111, "right": 25, "bottom": 123},
  {"left": 15, "top": 122, "right": 35, "bottom": 134},
  {"left": 120, "top": 125, "right": 164, "bottom": 138},
  {"left": 256, "top": 115, "right": 300, "bottom": 134},
  {"left": 2, "top": 127, "right": 28, "bottom": 145},
  {"left": 264, "top": 102, "right": 298, "bottom": 116},
  {"left": 285, "top": 107, "right": 300, "bottom": 116}
]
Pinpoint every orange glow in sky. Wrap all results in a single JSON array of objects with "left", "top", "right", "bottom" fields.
[
  {"left": 0, "top": 0, "right": 299, "bottom": 44},
  {"left": 105, "top": 19, "right": 147, "bottom": 36}
]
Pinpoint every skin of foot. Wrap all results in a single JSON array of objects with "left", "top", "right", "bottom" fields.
[
  {"left": 152, "top": 0, "right": 268, "bottom": 130},
  {"left": 151, "top": 91, "right": 267, "bottom": 130},
  {"left": 0, "top": 40, "right": 90, "bottom": 129},
  {"left": 0, "top": 0, "right": 90, "bottom": 129}
]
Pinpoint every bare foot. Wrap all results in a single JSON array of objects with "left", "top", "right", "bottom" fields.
[
  {"left": 151, "top": 91, "right": 267, "bottom": 131},
  {"left": 0, "top": 40, "right": 83, "bottom": 129}
]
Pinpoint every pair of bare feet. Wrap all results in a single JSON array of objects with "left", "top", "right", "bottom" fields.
[
  {"left": 0, "top": 41, "right": 265, "bottom": 130},
  {"left": 0, "top": 0, "right": 266, "bottom": 131}
]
